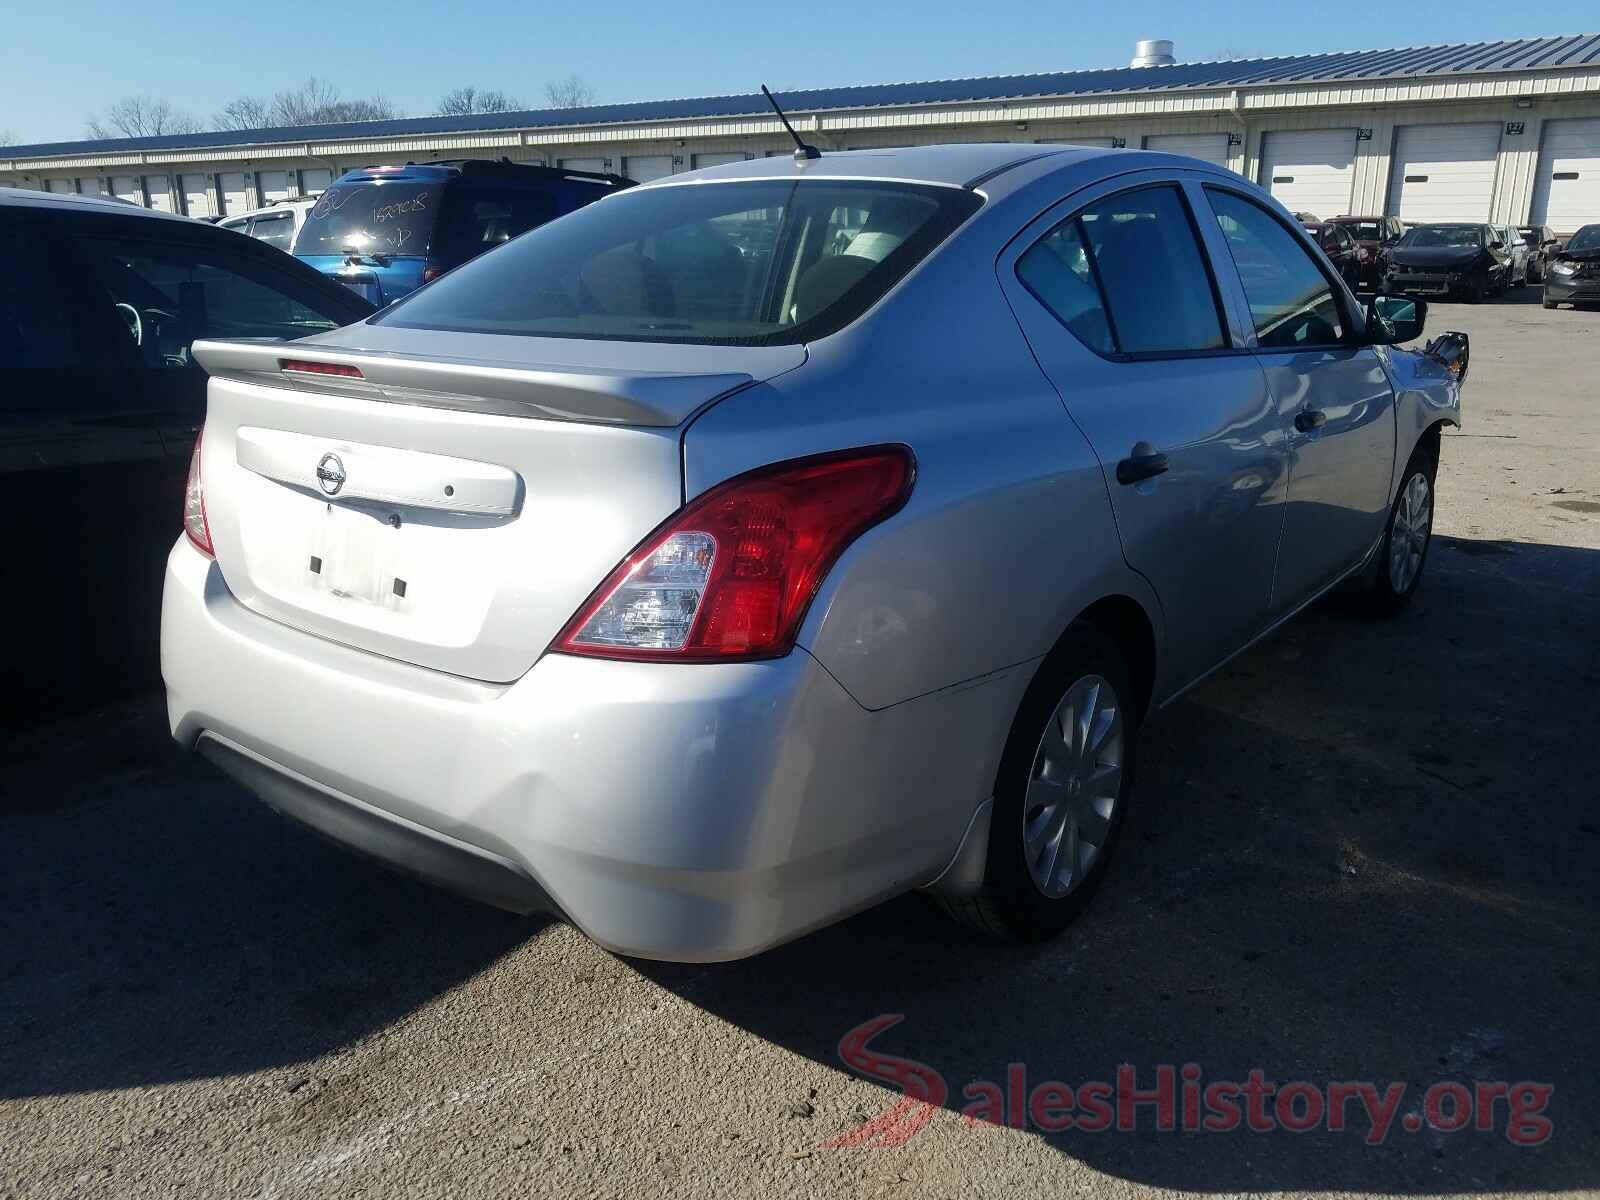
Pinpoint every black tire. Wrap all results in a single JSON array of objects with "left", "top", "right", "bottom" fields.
[
  {"left": 935, "top": 625, "right": 1138, "bottom": 941},
  {"left": 1542, "top": 295, "right": 1558, "bottom": 310},
  {"left": 1355, "top": 446, "right": 1437, "bottom": 616},
  {"left": 1463, "top": 277, "right": 1487, "bottom": 303}
]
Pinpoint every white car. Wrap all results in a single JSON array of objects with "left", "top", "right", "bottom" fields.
[
  {"left": 216, "top": 198, "right": 318, "bottom": 252},
  {"left": 163, "top": 145, "right": 1465, "bottom": 962}
]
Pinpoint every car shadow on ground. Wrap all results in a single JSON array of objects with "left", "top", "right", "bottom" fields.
[
  {"left": 0, "top": 702, "right": 546, "bottom": 1101},
  {"left": 1, "top": 537, "right": 1594, "bottom": 1193},
  {"left": 638, "top": 534, "right": 1600, "bottom": 1192}
]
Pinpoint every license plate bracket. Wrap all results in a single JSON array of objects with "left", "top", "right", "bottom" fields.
[{"left": 308, "top": 503, "right": 399, "bottom": 608}]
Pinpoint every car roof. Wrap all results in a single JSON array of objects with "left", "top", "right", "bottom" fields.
[
  {"left": 218, "top": 198, "right": 317, "bottom": 222},
  {"left": 0, "top": 185, "right": 195, "bottom": 222},
  {"left": 640, "top": 143, "right": 1113, "bottom": 192}
]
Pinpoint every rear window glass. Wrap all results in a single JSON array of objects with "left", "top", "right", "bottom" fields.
[
  {"left": 296, "top": 181, "right": 443, "bottom": 256},
  {"left": 1338, "top": 220, "right": 1384, "bottom": 240},
  {"left": 374, "top": 180, "right": 981, "bottom": 345}
]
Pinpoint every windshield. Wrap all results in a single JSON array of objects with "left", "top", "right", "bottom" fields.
[
  {"left": 1336, "top": 220, "right": 1384, "bottom": 241},
  {"left": 1567, "top": 226, "right": 1600, "bottom": 251},
  {"left": 295, "top": 180, "right": 443, "bottom": 256},
  {"left": 375, "top": 179, "right": 981, "bottom": 345},
  {"left": 1397, "top": 225, "right": 1483, "bottom": 249}
]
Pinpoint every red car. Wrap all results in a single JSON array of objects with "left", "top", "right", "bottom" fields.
[
  {"left": 1302, "top": 222, "right": 1363, "bottom": 291},
  {"left": 1329, "top": 215, "right": 1407, "bottom": 291}
]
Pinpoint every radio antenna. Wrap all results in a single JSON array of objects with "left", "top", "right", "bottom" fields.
[{"left": 761, "top": 85, "right": 821, "bottom": 162}]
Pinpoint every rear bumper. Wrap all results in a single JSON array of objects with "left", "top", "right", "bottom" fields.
[{"left": 161, "top": 538, "right": 1017, "bottom": 960}]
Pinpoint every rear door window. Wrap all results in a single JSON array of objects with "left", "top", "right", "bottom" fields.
[
  {"left": 431, "top": 182, "right": 561, "bottom": 264},
  {"left": 1019, "top": 185, "right": 1226, "bottom": 356},
  {"left": 1206, "top": 189, "right": 1345, "bottom": 349},
  {"left": 0, "top": 225, "right": 101, "bottom": 375}
]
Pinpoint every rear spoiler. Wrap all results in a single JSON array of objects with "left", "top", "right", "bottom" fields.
[{"left": 190, "top": 339, "right": 751, "bottom": 427}]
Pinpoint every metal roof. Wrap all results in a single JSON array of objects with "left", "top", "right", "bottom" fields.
[{"left": 5, "top": 34, "right": 1598, "bottom": 161}]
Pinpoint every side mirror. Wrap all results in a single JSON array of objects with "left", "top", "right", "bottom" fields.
[
  {"left": 1424, "top": 330, "right": 1470, "bottom": 383},
  {"left": 1367, "top": 294, "right": 1426, "bottom": 345},
  {"left": 1489, "top": 238, "right": 1505, "bottom": 249}
]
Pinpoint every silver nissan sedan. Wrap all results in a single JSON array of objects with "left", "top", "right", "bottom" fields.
[{"left": 162, "top": 144, "right": 1466, "bottom": 960}]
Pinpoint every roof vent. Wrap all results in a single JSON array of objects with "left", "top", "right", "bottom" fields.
[{"left": 1130, "top": 39, "right": 1176, "bottom": 68}]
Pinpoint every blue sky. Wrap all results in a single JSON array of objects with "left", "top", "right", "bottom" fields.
[{"left": 3, "top": 0, "right": 1597, "bottom": 145}]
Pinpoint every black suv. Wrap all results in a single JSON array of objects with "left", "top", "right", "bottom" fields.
[{"left": 0, "top": 188, "right": 374, "bottom": 718}]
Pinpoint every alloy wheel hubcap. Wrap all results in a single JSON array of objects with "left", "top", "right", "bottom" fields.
[
  {"left": 1023, "top": 675, "right": 1124, "bottom": 899},
  {"left": 1389, "top": 471, "right": 1433, "bottom": 593}
]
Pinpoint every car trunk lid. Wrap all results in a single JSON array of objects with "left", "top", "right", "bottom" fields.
[{"left": 189, "top": 330, "right": 805, "bottom": 682}]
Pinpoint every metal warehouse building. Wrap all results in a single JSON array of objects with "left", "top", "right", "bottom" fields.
[{"left": 4, "top": 34, "right": 1600, "bottom": 232}]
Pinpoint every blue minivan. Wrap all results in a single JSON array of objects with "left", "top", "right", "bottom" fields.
[{"left": 295, "top": 159, "right": 632, "bottom": 306}]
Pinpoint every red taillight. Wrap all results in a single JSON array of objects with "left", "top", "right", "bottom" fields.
[
  {"left": 421, "top": 260, "right": 446, "bottom": 284},
  {"left": 279, "top": 358, "right": 364, "bottom": 379},
  {"left": 556, "top": 446, "right": 916, "bottom": 662},
  {"left": 183, "top": 429, "right": 213, "bottom": 557}
]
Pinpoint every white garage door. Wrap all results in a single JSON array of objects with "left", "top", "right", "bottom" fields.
[
  {"left": 1531, "top": 117, "right": 1600, "bottom": 234},
  {"left": 299, "top": 168, "right": 333, "bottom": 196},
  {"left": 181, "top": 174, "right": 213, "bottom": 217},
  {"left": 111, "top": 176, "right": 142, "bottom": 205},
  {"left": 46, "top": 179, "right": 76, "bottom": 194},
  {"left": 1037, "top": 137, "right": 1116, "bottom": 148},
  {"left": 1259, "top": 129, "right": 1357, "bottom": 219},
  {"left": 219, "top": 172, "right": 250, "bottom": 215},
  {"left": 257, "top": 171, "right": 290, "bottom": 203},
  {"left": 559, "top": 157, "right": 608, "bottom": 173},
  {"left": 623, "top": 155, "right": 674, "bottom": 182},
  {"left": 143, "top": 176, "right": 174, "bottom": 212},
  {"left": 1386, "top": 123, "right": 1501, "bottom": 222},
  {"left": 1144, "top": 133, "right": 1230, "bottom": 167},
  {"left": 692, "top": 152, "right": 747, "bottom": 169}
]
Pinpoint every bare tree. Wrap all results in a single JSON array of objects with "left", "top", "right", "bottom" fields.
[
  {"left": 268, "top": 77, "right": 401, "bottom": 127},
  {"left": 436, "top": 86, "right": 524, "bottom": 116},
  {"left": 543, "top": 75, "right": 597, "bottom": 110},
  {"left": 213, "top": 95, "right": 273, "bottom": 131},
  {"left": 0, "top": 129, "right": 16, "bottom": 147},
  {"left": 85, "top": 96, "right": 201, "bottom": 139}
]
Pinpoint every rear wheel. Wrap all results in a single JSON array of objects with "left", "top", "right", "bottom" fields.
[{"left": 936, "top": 626, "right": 1137, "bottom": 941}]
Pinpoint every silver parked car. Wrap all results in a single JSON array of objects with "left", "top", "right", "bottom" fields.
[{"left": 161, "top": 145, "right": 1466, "bottom": 961}]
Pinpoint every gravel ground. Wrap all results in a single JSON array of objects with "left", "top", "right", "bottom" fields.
[{"left": 2, "top": 294, "right": 1597, "bottom": 1199}]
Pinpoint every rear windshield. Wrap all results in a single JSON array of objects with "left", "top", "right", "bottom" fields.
[
  {"left": 1569, "top": 226, "right": 1600, "bottom": 251},
  {"left": 296, "top": 181, "right": 443, "bottom": 257},
  {"left": 1335, "top": 220, "right": 1384, "bottom": 240},
  {"left": 1398, "top": 226, "right": 1482, "bottom": 249},
  {"left": 374, "top": 179, "right": 982, "bottom": 345}
]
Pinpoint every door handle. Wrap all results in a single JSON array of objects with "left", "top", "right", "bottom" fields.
[
  {"left": 1116, "top": 449, "right": 1170, "bottom": 486},
  {"left": 1294, "top": 409, "right": 1328, "bottom": 433}
]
